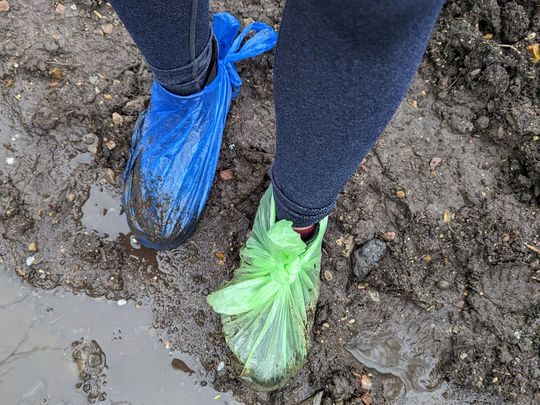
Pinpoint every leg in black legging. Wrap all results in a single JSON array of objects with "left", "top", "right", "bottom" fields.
[
  {"left": 110, "top": 0, "right": 213, "bottom": 95},
  {"left": 271, "top": 0, "right": 444, "bottom": 227}
]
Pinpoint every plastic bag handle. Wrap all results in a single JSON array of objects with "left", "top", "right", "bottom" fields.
[{"left": 224, "top": 22, "right": 278, "bottom": 97}]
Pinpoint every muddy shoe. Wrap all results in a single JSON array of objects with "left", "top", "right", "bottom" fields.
[
  {"left": 122, "top": 13, "right": 277, "bottom": 250},
  {"left": 207, "top": 187, "right": 328, "bottom": 390}
]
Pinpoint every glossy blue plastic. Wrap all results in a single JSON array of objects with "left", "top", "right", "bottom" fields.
[{"left": 123, "top": 13, "right": 278, "bottom": 249}]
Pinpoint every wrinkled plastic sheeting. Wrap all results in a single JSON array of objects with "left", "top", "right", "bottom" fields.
[
  {"left": 208, "top": 187, "right": 328, "bottom": 390},
  {"left": 123, "top": 13, "right": 278, "bottom": 249}
]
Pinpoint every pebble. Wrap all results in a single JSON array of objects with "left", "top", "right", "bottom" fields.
[
  {"left": 5, "top": 157, "right": 14, "bottom": 165},
  {"left": 383, "top": 231, "right": 396, "bottom": 241},
  {"left": 82, "top": 133, "right": 99, "bottom": 154},
  {"left": 219, "top": 169, "right": 234, "bottom": 181},
  {"left": 430, "top": 157, "right": 442, "bottom": 170},
  {"left": 352, "top": 239, "right": 387, "bottom": 279},
  {"left": 360, "top": 374, "right": 372, "bottom": 390},
  {"left": 54, "top": 3, "right": 66, "bottom": 14},
  {"left": 117, "top": 299, "right": 127, "bottom": 306},
  {"left": 217, "top": 361, "right": 225, "bottom": 372},
  {"left": 28, "top": 241, "right": 38, "bottom": 252},
  {"left": 130, "top": 235, "right": 141, "bottom": 249},
  {"left": 323, "top": 270, "right": 333, "bottom": 281},
  {"left": 66, "top": 192, "right": 76, "bottom": 202},
  {"left": 26, "top": 256, "right": 35, "bottom": 266},
  {"left": 0, "top": 0, "right": 10, "bottom": 12},
  {"left": 459, "top": 352, "right": 468, "bottom": 360},
  {"left": 112, "top": 112, "right": 124, "bottom": 126},
  {"left": 104, "top": 168, "right": 116, "bottom": 184},
  {"left": 367, "top": 289, "right": 380, "bottom": 303},
  {"left": 298, "top": 391, "right": 323, "bottom": 405},
  {"left": 104, "top": 139, "right": 116, "bottom": 150},
  {"left": 395, "top": 190, "right": 406, "bottom": 199},
  {"left": 436, "top": 280, "right": 451, "bottom": 290},
  {"left": 101, "top": 23, "right": 114, "bottom": 35},
  {"left": 360, "top": 392, "right": 372, "bottom": 405}
]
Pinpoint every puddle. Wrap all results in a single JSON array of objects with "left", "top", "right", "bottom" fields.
[
  {"left": 81, "top": 183, "right": 131, "bottom": 240},
  {"left": 347, "top": 333, "right": 438, "bottom": 393},
  {"left": 347, "top": 332, "right": 496, "bottom": 404},
  {"left": 0, "top": 269, "right": 241, "bottom": 404}
]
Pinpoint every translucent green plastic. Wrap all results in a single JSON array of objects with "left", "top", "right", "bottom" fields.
[{"left": 207, "top": 187, "right": 328, "bottom": 390}]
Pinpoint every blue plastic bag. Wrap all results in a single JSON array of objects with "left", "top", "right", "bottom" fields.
[{"left": 123, "top": 13, "right": 278, "bottom": 249}]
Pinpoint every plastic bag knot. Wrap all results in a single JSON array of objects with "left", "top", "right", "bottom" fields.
[{"left": 213, "top": 13, "right": 278, "bottom": 98}]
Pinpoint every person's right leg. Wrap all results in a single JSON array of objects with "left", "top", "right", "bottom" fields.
[{"left": 110, "top": 0, "right": 214, "bottom": 96}]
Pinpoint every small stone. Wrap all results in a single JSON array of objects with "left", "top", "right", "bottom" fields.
[
  {"left": 82, "top": 133, "right": 99, "bottom": 154},
  {"left": 49, "top": 67, "right": 63, "bottom": 80},
  {"left": 383, "top": 231, "right": 396, "bottom": 241},
  {"left": 104, "top": 168, "right": 116, "bottom": 184},
  {"left": 336, "top": 234, "right": 355, "bottom": 257},
  {"left": 217, "top": 361, "right": 225, "bottom": 372},
  {"left": 104, "top": 139, "right": 116, "bottom": 150},
  {"left": 360, "top": 392, "right": 372, "bottom": 405},
  {"left": 117, "top": 299, "right": 127, "bottom": 306},
  {"left": 322, "top": 322, "right": 330, "bottom": 329},
  {"left": 54, "top": 3, "right": 66, "bottom": 14},
  {"left": 323, "top": 270, "right": 333, "bottom": 281},
  {"left": 66, "top": 192, "right": 76, "bottom": 202},
  {"left": 112, "top": 112, "right": 124, "bottom": 126},
  {"left": 436, "top": 280, "right": 451, "bottom": 290},
  {"left": 395, "top": 190, "right": 406, "bottom": 199},
  {"left": 430, "top": 157, "right": 442, "bottom": 170},
  {"left": 219, "top": 169, "right": 234, "bottom": 181},
  {"left": 28, "top": 241, "right": 38, "bottom": 252},
  {"left": 530, "top": 259, "right": 539, "bottom": 269},
  {"left": 0, "top": 0, "right": 10, "bottom": 12},
  {"left": 459, "top": 352, "right": 468, "bottom": 360},
  {"left": 101, "top": 23, "right": 114, "bottom": 35},
  {"left": 423, "top": 255, "right": 432, "bottom": 263},
  {"left": 26, "top": 256, "right": 35, "bottom": 266},
  {"left": 360, "top": 374, "right": 372, "bottom": 390},
  {"left": 352, "top": 239, "right": 387, "bottom": 279},
  {"left": 130, "top": 235, "right": 141, "bottom": 249},
  {"left": 5, "top": 157, "right": 14, "bottom": 165},
  {"left": 367, "top": 289, "right": 380, "bottom": 303},
  {"left": 298, "top": 391, "right": 323, "bottom": 405}
]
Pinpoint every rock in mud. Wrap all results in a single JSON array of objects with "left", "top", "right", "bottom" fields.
[
  {"left": 297, "top": 391, "right": 323, "bottom": 405},
  {"left": 352, "top": 239, "right": 387, "bottom": 279}
]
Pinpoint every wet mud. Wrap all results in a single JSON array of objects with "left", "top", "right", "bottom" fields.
[{"left": 0, "top": 0, "right": 539, "bottom": 404}]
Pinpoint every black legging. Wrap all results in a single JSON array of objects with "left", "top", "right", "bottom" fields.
[{"left": 111, "top": 0, "right": 444, "bottom": 226}]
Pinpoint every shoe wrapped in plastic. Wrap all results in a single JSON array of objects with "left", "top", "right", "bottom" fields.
[
  {"left": 123, "top": 13, "right": 278, "bottom": 249},
  {"left": 207, "top": 187, "right": 328, "bottom": 390}
]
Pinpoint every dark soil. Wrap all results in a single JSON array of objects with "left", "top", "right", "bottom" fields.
[{"left": 1, "top": 0, "right": 539, "bottom": 404}]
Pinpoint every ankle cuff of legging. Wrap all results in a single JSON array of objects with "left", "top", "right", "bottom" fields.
[
  {"left": 269, "top": 167, "right": 335, "bottom": 228},
  {"left": 148, "top": 30, "right": 213, "bottom": 96}
]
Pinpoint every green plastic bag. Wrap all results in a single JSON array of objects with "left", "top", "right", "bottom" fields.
[{"left": 207, "top": 187, "right": 328, "bottom": 390}]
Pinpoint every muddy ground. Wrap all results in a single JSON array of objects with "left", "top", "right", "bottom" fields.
[{"left": 1, "top": 0, "right": 539, "bottom": 404}]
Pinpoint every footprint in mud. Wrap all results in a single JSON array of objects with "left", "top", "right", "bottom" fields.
[
  {"left": 69, "top": 338, "right": 108, "bottom": 404},
  {"left": 347, "top": 333, "right": 439, "bottom": 393}
]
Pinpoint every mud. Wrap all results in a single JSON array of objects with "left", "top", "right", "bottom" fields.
[
  {"left": 0, "top": 270, "right": 238, "bottom": 404},
  {"left": 0, "top": 0, "right": 539, "bottom": 404}
]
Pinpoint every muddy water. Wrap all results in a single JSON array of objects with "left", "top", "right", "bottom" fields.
[
  {"left": 347, "top": 332, "right": 495, "bottom": 404},
  {"left": 0, "top": 270, "right": 240, "bottom": 405}
]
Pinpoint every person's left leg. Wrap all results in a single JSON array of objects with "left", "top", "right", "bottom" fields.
[
  {"left": 110, "top": 0, "right": 215, "bottom": 96},
  {"left": 112, "top": 3, "right": 278, "bottom": 249}
]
